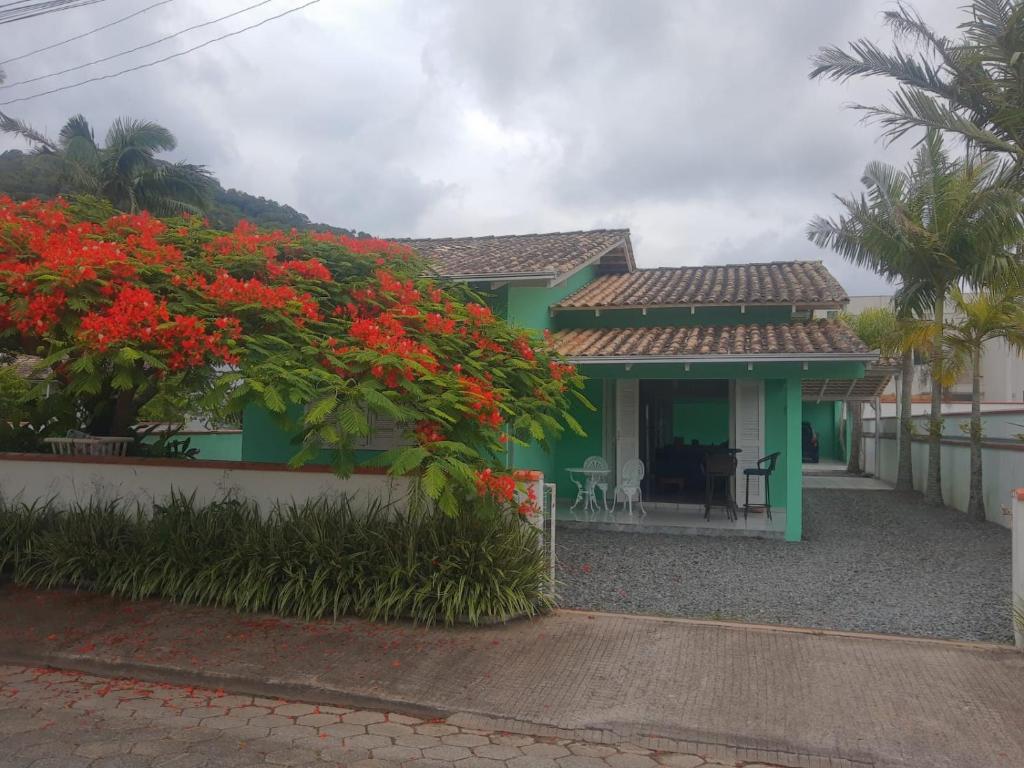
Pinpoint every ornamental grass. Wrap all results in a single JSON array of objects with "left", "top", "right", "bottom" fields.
[{"left": 0, "top": 492, "right": 552, "bottom": 626}]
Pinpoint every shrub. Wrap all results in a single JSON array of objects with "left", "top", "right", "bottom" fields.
[{"left": 0, "top": 493, "right": 552, "bottom": 626}]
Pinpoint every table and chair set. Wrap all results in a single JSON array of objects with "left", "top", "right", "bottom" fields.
[{"left": 567, "top": 449, "right": 780, "bottom": 523}]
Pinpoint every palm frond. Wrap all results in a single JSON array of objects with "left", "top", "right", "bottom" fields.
[{"left": 0, "top": 112, "right": 56, "bottom": 152}]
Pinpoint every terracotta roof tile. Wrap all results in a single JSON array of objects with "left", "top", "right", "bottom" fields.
[
  {"left": 400, "top": 230, "right": 632, "bottom": 279},
  {"left": 554, "top": 261, "right": 848, "bottom": 309},
  {"left": 551, "top": 320, "right": 870, "bottom": 360}
]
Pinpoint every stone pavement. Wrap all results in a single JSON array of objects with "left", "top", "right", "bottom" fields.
[
  {"left": 0, "top": 665, "right": 738, "bottom": 768},
  {"left": 1, "top": 587, "right": 1023, "bottom": 768}
]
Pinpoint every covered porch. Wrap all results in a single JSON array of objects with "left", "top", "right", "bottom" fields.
[{"left": 542, "top": 322, "right": 883, "bottom": 542}]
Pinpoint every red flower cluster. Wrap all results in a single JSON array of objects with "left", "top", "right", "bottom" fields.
[
  {"left": 414, "top": 420, "right": 445, "bottom": 444},
  {"left": 77, "top": 285, "right": 241, "bottom": 369},
  {"left": 459, "top": 374, "right": 502, "bottom": 428},
  {"left": 203, "top": 271, "right": 321, "bottom": 321},
  {"left": 475, "top": 468, "right": 516, "bottom": 502}
]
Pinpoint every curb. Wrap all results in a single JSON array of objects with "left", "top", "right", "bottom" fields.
[
  {"left": 556, "top": 608, "right": 1020, "bottom": 652},
  {"left": 0, "top": 650, "right": 871, "bottom": 768},
  {"left": 0, "top": 649, "right": 451, "bottom": 722}
]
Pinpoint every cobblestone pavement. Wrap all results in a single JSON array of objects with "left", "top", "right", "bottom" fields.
[{"left": 0, "top": 665, "right": 772, "bottom": 768}]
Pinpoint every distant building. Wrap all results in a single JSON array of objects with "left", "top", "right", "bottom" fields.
[{"left": 847, "top": 295, "right": 1024, "bottom": 411}]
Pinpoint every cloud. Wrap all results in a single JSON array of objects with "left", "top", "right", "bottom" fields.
[{"left": 0, "top": 0, "right": 967, "bottom": 295}]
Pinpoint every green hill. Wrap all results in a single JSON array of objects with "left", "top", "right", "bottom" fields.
[{"left": 0, "top": 149, "right": 366, "bottom": 236}]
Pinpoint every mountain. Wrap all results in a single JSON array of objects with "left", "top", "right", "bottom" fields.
[{"left": 0, "top": 149, "right": 367, "bottom": 237}]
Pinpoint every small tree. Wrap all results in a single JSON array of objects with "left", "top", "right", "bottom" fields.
[
  {"left": 841, "top": 308, "right": 901, "bottom": 475},
  {"left": 0, "top": 195, "right": 586, "bottom": 515},
  {"left": 916, "top": 284, "right": 1024, "bottom": 520}
]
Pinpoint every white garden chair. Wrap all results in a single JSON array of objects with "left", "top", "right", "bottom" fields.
[
  {"left": 615, "top": 459, "right": 646, "bottom": 518},
  {"left": 568, "top": 455, "right": 611, "bottom": 519}
]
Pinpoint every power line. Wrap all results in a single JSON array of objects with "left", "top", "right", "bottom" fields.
[
  {"left": 0, "top": 0, "right": 107, "bottom": 24},
  {"left": 1, "top": 0, "right": 176, "bottom": 66},
  {"left": 1, "top": 0, "right": 275, "bottom": 89},
  {"left": 0, "top": 0, "right": 321, "bottom": 105}
]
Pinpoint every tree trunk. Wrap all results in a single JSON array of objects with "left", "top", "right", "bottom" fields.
[
  {"left": 967, "top": 346, "right": 985, "bottom": 521},
  {"left": 895, "top": 349, "right": 915, "bottom": 491},
  {"left": 846, "top": 400, "right": 863, "bottom": 474},
  {"left": 925, "top": 295, "right": 944, "bottom": 506}
]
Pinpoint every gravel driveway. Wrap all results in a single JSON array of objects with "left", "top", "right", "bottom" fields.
[{"left": 555, "top": 488, "right": 1013, "bottom": 643}]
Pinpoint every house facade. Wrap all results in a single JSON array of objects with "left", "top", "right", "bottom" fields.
[{"left": 241, "top": 230, "right": 888, "bottom": 542}]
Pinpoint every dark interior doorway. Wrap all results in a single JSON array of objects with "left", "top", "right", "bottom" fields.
[{"left": 640, "top": 379, "right": 730, "bottom": 504}]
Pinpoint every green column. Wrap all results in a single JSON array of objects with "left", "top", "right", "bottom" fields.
[{"left": 784, "top": 377, "right": 803, "bottom": 542}]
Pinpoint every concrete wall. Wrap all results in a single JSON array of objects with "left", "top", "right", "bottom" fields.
[
  {"left": 0, "top": 454, "right": 411, "bottom": 513},
  {"left": 862, "top": 411, "right": 1024, "bottom": 528}
]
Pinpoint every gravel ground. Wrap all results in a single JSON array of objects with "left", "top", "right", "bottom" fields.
[{"left": 555, "top": 488, "right": 1014, "bottom": 643}]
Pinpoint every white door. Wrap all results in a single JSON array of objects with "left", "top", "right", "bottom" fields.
[
  {"left": 733, "top": 379, "right": 765, "bottom": 504},
  {"left": 615, "top": 379, "right": 640, "bottom": 489}
]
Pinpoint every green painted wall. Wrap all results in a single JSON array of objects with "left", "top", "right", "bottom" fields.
[
  {"left": 240, "top": 404, "right": 383, "bottom": 466},
  {"left": 802, "top": 401, "right": 840, "bottom": 461},
  {"left": 554, "top": 305, "right": 795, "bottom": 330},
  {"left": 184, "top": 432, "right": 242, "bottom": 461},
  {"left": 671, "top": 399, "right": 729, "bottom": 445},
  {"left": 504, "top": 267, "right": 597, "bottom": 331},
  {"left": 783, "top": 378, "right": 803, "bottom": 541},
  {"left": 547, "top": 378, "right": 605, "bottom": 495}
]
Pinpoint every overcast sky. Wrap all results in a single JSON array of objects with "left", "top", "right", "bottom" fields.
[{"left": 0, "top": 0, "right": 966, "bottom": 294}]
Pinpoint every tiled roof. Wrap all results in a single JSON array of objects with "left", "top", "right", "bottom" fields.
[
  {"left": 551, "top": 320, "right": 871, "bottom": 360},
  {"left": 400, "top": 230, "right": 632, "bottom": 279},
  {"left": 554, "top": 261, "right": 848, "bottom": 309}
]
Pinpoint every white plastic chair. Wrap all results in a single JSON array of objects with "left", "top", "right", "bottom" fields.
[
  {"left": 583, "top": 455, "right": 611, "bottom": 517},
  {"left": 615, "top": 459, "right": 646, "bottom": 518}
]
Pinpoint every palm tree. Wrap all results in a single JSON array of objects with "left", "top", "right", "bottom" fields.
[
  {"left": 839, "top": 307, "right": 921, "bottom": 485},
  {"left": 807, "top": 131, "right": 1022, "bottom": 505},
  {"left": 809, "top": 0, "right": 1024, "bottom": 167},
  {"left": 1, "top": 114, "right": 213, "bottom": 216},
  {"left": 919, "top": 285, "right": 1024, "bottom": 519}
]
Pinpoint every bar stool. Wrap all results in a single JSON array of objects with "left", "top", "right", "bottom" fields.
[
  {"left": 743, "top": 452, "right": 781, "bottom": 520},
  {"left": 703, "top": 452, "right": 738, "bottom": 521}
]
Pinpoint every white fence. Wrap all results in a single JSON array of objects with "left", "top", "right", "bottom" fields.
[
  {"left": 1014, "top": 489, "right": 1024, "bottom": 648},
  {"left": 0, "top": 454, "right": 411, "bottom": 513},
  {"left": 862, "top": 410, "right": 1024, "bottom": 528}
]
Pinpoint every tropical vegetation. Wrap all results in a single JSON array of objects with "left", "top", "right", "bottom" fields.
[
  {"left": 0, "top": 195, "right": 585, "bottom": 514},
  {"left": 0, "top": 148, "right": 365, "bottom": 236},
  {"left": 808, "top": 130, "right": 1023, "bottom": 505},
  {"left": 810, "top": 0, "right": 1024, "bottom": 165},
  {"left": 1, "top": 114, "right": 214, "bottom": 217},
  {"left": 917, "top": 285, "right": 1024, "bottom": 519},
  {"left": 839, "top": 307, "right": 919, "bottom": 487},
  {"left": 0, "top": 493, "right": 553, "bottom": 625}
]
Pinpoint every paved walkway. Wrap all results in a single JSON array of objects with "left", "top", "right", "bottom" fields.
[
  {"left": 0, "top": 665, "right": 729, "bottom": 768},
  {"left": 1, "top": 588, "right": 1022, "bottom": 768}
]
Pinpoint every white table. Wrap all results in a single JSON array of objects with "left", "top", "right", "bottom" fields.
[{"left": 566, "top": 467, "right": 612, "bottom": 517}]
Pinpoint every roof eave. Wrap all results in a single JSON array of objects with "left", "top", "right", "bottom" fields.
[
  {"left": 552, "top": 300, "right": 849, "bottom": 312},
  {"left": 565, "top": 352, "right": 876, "bottom": 365},
  {"left": 440, "top": 271, "right": 559, "bottom": 282},
  {"left": 548, "top": 235, "right": 632, "bottom": 288}
]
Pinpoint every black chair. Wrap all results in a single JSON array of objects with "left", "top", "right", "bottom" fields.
[
  {"left": 743, "top": 452, "right": 781, "bottom": 520},
  {"left": 703, "top": 452, "right": 738, "bottom": 522}
]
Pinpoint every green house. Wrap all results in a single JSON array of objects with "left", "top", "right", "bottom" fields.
[{"left": 242, "top": 230, "right": 891, "bottom": 541}]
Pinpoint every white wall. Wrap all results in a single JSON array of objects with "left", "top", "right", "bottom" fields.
[
  {"left": 0, "top": 456, "right": 412, "bottom": 514},
  {"left": 862, "top": 412, "right": 1022, "bottom": 528}
]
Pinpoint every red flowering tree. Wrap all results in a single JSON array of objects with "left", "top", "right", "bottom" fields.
[{"left": 0, "top": 196, "right": 586, "bottom": 513}]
